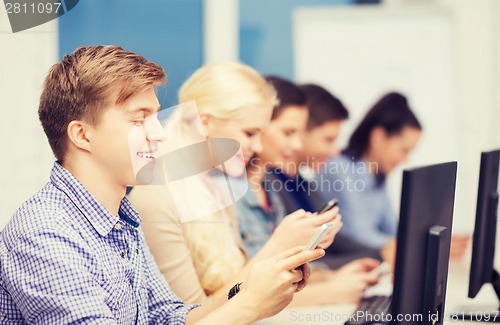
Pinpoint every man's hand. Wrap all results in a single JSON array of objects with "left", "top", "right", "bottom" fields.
[{"left": 239, "top": 246, "right": 325, "bottom": 320}]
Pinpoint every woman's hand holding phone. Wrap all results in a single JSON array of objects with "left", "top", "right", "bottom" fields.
[
  {"left": 269, "top": 207, "right": 342, "bottom": 255},
  {"left": 304, "top": 222, "right": 335, "bottom": 251}
]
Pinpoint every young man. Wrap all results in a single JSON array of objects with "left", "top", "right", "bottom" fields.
[
  {"left": 0, "top": 45, "right": 323, "bottom": 324},
  {"left": 270, "top": 83, "right": 350, "bottom": 212},
  {"left": 268, "top": 83, "right": 385, "bottom": 267}
]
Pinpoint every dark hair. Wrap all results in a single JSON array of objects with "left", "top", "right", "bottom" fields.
[
  {"left": 264, "top": 76, "right": 306, "bottom": 119},
  {"left": 343, "top": 92, "right": 422, "bottom": 160},
  {"left": 299, "top": 84, "right": 349, "bottom": 130}
]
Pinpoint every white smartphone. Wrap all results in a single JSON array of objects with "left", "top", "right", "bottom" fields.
[
  {"left": 304, "top": 222, "right": 334, "bottom": 251},
  {"left": 371, "top": 261, "right": 390, "bottom": 276}
]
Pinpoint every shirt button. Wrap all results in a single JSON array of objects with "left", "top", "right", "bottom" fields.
[
  {"left": 121, "top": 252, "right": 126, "bottom": 259},
  {"left": 114, "top": 223, "right": 122, "bottom": 230}
]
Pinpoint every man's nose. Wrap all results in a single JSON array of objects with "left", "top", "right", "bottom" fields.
[{"left": 145, "top": 117, "right": 167, "bottom": 142}]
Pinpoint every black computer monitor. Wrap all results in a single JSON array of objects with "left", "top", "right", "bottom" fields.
[
  {"left": 457, "top": 150, "right": 500, "bottom": 322},
  {"left": 391, "top": 162, "right": 458, "bottom": 325}
]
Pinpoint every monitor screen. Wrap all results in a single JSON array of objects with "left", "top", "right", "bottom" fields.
[
  {"left": 391, "top": 162, "right": 457, "bottom": 325},
  {"left": 468, "top": 150, "right": 500, "bottom": 298}
]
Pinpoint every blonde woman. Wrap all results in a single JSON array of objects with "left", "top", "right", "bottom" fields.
[{"left": 128, "top": 62, "right": 340, "bottom": 310}]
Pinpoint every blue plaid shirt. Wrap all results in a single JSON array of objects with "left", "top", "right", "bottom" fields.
[{"left": 0, "top": 162, "right": 198, "bottom": 324}]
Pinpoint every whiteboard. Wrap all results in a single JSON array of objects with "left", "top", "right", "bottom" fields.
[{"left": 293, "top": 5, "right": 470, "bottom": 230}]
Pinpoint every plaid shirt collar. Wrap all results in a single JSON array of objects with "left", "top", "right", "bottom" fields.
[{"left": 50, "top": 162, "right": 141, "bottom": 237}]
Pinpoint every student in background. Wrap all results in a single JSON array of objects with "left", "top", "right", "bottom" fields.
[
  {"left": 266, "top": 83, "right": 386, "bottom": 267},
  {"left": 315, "top": 92, "right": 420, "bottom": 265},
  {"left": 238, "top": 76, "right": 380, "bottom": 304},
  {"left": 316, "top": 92, "right": 469, "bottom": 261},
  {"left": 128, "top": 62, "right": 341, "bottom": 308}
]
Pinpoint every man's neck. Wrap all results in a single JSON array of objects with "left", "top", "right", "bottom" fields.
[{"left": 62, "top": 157, "right": 125, "bottom": 217}]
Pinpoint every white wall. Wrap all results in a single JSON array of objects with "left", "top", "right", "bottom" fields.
[
  {"left": 0, "top": 11, "right": 57, "bottom": 229},
  {"left": 203, "top": 0, "right": 239, "bottom": 63},
  {"left": 293, "top": 0, "right": 500, "bottom": 234},
  {"left": 437, "top": 0, "right": 500, "bottom": 234}
]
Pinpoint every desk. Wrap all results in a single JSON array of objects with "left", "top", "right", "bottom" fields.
[
  {"left": 445, "top": 260, "right": 498, "bottom": 323},
  {"left": 257, "top": 259, "right": 498, "bottom": 324}
]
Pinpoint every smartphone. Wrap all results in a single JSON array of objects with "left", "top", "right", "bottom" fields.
[
  {"left": 318, "top": 198, "right": 339, "bottom": 214},
  {"left": 304, "top": 222, "right": 334, "bottom": 251},
  {"left": 371, "top": 261, "right": 390, "bottom": 276}
]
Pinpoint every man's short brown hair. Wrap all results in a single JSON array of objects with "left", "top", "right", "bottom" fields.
[{"left": 39, "top": 45, "right": 166, "bottom": 162}]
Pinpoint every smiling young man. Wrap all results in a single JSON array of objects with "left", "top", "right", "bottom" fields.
[
  {"left": 266, "top": 83, "right": 385, "bottom": 268},
  {"left": 269, "top": 83, "right": 350, "bottom": 215},
  {"left": 0, "top": 46, "right": 323, "bottom": 324}
]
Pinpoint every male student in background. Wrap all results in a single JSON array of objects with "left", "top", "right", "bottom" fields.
[{"left": 267, "top": 83, "right": 388, "bottom": 268}]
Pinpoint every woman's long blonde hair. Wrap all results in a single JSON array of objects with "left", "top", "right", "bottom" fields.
[{"left": 165, "top": 61, "right": 276, "bottom": 295}]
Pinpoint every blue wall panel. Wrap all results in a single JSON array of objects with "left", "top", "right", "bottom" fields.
[{"left": 59, "top": 0, "right": 203, "bottom": 108}]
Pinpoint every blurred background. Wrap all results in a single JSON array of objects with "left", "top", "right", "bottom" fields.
[{"left": 1, "top": 0, "right": 499, "bottom": 244}]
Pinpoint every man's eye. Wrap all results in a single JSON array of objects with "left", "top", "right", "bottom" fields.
[
  {"left": 245, "top": 131, "right": 255, "bottom": 137},
  {"left": 134, "top": 119, "right": 145, "bottom": 126},
  {"left": 326, "top": 137, "right": 336, "bottom": 144}
]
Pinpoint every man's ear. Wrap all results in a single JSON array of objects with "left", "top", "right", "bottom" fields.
[
  {"left": 67, "top": 120, "right": 92, "bottom": 153},
  {"left": 199, "top": 112, "right": 212, "bottom": 138}
]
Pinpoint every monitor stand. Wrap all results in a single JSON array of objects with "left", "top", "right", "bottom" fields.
[
  {"left": 455, "top": 192, "right": 500, "bottom": 323},
  {"left": 453, "top": 271, "right": 500, "bottom": 322},
  {"left": 422, "top": 225, "right": 449, "bottom": 325}
]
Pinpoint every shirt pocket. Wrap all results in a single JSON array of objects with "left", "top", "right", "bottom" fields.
[
  {"left": 99, "top": 276, "right": 137, "bottom": 325},
  {"left": 134, "top": 286, "right": 149, "bottom": 325}
]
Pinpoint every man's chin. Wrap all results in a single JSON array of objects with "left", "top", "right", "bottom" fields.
[{"left": 133, "top": 161, "right": 157, "bottom": 185}]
